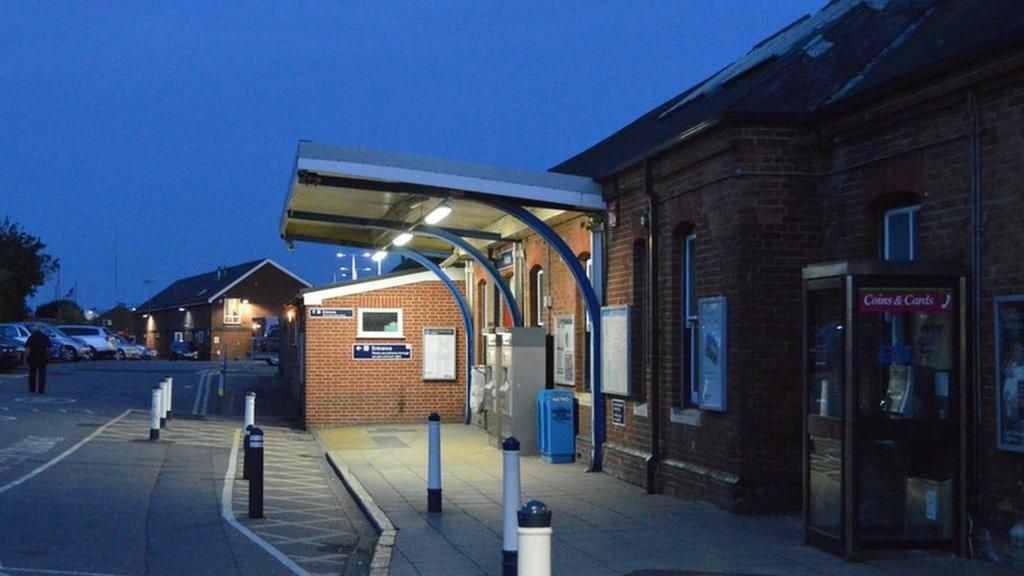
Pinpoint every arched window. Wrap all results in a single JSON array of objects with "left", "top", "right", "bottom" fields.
[
  {"left": 872, "top": 192, "right": 922, "bottom": 261},
  {"left": 579, "top": 254, "right": 592, "bottom": 392},
  {"left": 529, "top": 266, "right": 545, "bottom": 327},
  {"left": 681, "top": 232, "right": 698, "bottom": 406}
]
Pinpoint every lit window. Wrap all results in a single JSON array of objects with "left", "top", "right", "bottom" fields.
[
  {"left": 532, "top": 268, "right": 545, "bottom": 327},
  {"left": 174, "top": 332, "right": 183, "bottom": 342},
  {"left": 884, "top": 205, "right": 919, "bottom": 261},
  {"left": 358, "top": 308, "right": 403, "bottom": 338},
  {"left": 683, "top": 234, "right": 699, "bottom": 406},
  {"left": 223, "top": 298, "right": 242, "bottom": 325}
]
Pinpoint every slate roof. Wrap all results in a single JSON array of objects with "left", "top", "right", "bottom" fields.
[
  {"left": 553, "top": 0, "right": 1024, "bottom": 180},
  {"left": 137, "top": 259, "right": 301, "bottom": 312}
]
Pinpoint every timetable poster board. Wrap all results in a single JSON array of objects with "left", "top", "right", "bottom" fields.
[
  {"left": 996, "top": 297, "right": 1024, "bottom": 452},
  {"left": 554, "top": 314, "right": 575, "bottom": 385},
  {"left": 698, "top": 296, "right": 727, "bottom": 412},
  {"left": 601, "top": 305, "right": 631, "bottom": 396},
  {"left": 422, "top": 327, "right": 457, "bottom": 381}
]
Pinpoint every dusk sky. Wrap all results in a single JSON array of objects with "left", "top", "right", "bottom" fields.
[{"left": 1, "top": 1, "right": 823, "bottom": 313}]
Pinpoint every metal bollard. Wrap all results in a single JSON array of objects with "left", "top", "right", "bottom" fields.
[
  {"left": 517, "top": 500, "right": 552, "bottom": 576},
  {"left": 159, "top": 379, "right": 169, "bottom": 428},
  {"left": 150, "top": 385, "right": 162, "bottom": 441},
  {"left": 165, "top": 377, "right": 173, "bottom": 421},
  {"left": 243, "top": 424, "right": 253, "bottom": 480},
  {"left": 427, "top": 412, "right": 442, "bottom": 513},
  {"left": 502, "top": 437, "right": 521, "bottom": 576},
  {"left": 244, "top": 392, "right": 256, "bottom": 431},
  {"left": 248, "top": 426, "right": 264, "bottom": 519}
]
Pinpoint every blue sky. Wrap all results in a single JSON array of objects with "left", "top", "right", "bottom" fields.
[{"left": 0, "top": 1, "right": 824, "bottom": 312}]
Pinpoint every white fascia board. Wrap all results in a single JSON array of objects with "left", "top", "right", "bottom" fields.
[
  {"left": 206, "top": 259, "right": 311, "bottom": 304},
  {"left": 296, "top": 157, "right": 606, "bottom": 212},
  {"left": 302, "top": 269, "right": 462, "bottom": 306}
]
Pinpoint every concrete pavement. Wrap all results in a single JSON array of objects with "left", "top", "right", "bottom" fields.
[{"left": 318, "top": 423, "right": 1020, "bottom": 576}]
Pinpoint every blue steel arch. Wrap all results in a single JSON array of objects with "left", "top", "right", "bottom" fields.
[
  {"left": 392, "top": 248, "right": 475, "bottom": 425},
  {"left": 419, "top": 225, "right": 523, "bottom": 327},
  {"left": 475, "top": 199, "right": 605, "bottom": 471}
]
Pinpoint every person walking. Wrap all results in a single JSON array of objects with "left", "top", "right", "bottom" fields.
[{"left": 26, "top": 328, "right": 52, "bottom": 395}]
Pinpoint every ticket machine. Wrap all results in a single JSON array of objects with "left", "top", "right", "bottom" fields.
[{"left": 495, "top": 327, "right": 546, "bottom": 455}]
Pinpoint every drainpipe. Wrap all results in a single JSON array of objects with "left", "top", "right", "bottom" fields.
[
  {"left": 643, "top": 159, "right": 663, "bottom": 494},
  {"left": 967, "top": 91, "right": 983, "bottom": 556}
]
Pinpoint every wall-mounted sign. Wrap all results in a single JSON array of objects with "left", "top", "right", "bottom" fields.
[
  {"left": 601, "top": 305, "right": 631, "bottom": 396},
  {"left": 698, "top": 296, "right": 727, "bottom": 412},
  {"left": 309, "top": 307, "right": 354, "bottom": 319},
  {"left": 995, "top": 296, "right": 1024, "bottom": 452},
  {"left": 611, "top": 399, "right": 625, "bottom": 426},
  {"left": 422, "top": 327, "right": 457, "bottom": 381},
  {"left": 495, "top": 249, "right": 515, "bottom": 271},
  {"left": 353, "top": 344, "right": 411, "bottom": 360},
  {"left": 858, "top": 288, "right": 954, "bottom": 314},
  {"left": 554, "top": 314, "right": 575, "bottom": 385}
]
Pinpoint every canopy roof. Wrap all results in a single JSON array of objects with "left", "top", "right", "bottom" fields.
[{"left": 281, "top": 142, "right": 603, "bottom": 254}]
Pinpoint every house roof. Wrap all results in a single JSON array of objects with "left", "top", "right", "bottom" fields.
[
  {"left": 553, "top": 0, "right": 1024, "bottom": 180},
  {"left": 137, "top": 259, "right": 310, "bottom": 312}
]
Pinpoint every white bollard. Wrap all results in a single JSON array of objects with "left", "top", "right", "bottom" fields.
[
  {"left": 159, "top": 379, "right": 169, "bottom": 428},
  {"left": 150, "top": 386, "right": 162, "bottom": 441},
  {"left": 427, "top": 412, "right": 442, "bottom": 513},
  {"left": 244, "top": 392, "right": 256, "bottom": 431},
  {"left": 165, "top": 377, "right": 173, "bottom": 420},
  {"left": 517, "top": 500, "right": 552, "bottom": 576},
  {"left": 502, "top": 437, "right": 521, "bottom": 576}
]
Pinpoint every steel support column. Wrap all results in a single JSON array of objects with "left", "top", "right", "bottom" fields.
[
  {"left": 477, "top": 199, "right": 605, "bottom": 471},
  {"left": 421, "top": 226, "right": 523, "bottom": 327},
  {"left": 393, "top": 248, "right": 476, "bottom": 424}
]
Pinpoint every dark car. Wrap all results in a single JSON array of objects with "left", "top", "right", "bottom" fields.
[
  {"left": 0, "top": 337, "right": 25, "bottom": 370},
  {"left": 169, "top": 341, "right": 199, "bottom": 361}
]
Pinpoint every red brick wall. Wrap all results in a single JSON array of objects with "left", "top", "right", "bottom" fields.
[{"left": 303, "top": 279, "right": 467, "bottom": 426}]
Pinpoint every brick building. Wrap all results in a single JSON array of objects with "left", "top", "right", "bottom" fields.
[
  {"left": 136, "top": 259, "right": 309, "bottom": 360},
  {"left": 289, "top": 266, "right": 468, "bottom": 426}
]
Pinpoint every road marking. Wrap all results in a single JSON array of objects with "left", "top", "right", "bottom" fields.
[
  {"left": 0, "top": 566, "right": 136, "bottom": 576},
  {"left": 191, "top": 371, "right": 211, "bottom": 416},
  {"left": 221, "top": 431, "right": 311, "bottom": 576},
  {"left": 0, "top": 410, "right": 131, "bottom": 497},
  {"left": 14, "top": 397, "right": 76, "bottom": 405},
  {"left": 0, "top": 437, "right": 62, "bottom": 473}
]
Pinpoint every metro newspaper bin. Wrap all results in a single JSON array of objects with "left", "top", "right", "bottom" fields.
[{"left": 537, "top": 389, "right": 574, "bottom": 463}]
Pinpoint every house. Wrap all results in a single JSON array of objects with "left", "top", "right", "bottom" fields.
[{"left": 135, "top": 259, "right": 310, "bottom": 360}]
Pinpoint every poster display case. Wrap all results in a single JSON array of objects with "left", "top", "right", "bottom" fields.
[{"left": 802, "top": 261, "right": 966, "bottom": 558}]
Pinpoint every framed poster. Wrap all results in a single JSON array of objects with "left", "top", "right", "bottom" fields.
[
  {"left": 601, "top": 305, "right": 631, "bottom": 396},
  {"left": 554, "top": 314, "right": 575, "bottom": 385},
  {"left": 697, "top": 296, "right": 727, "bottom": 412},
  {"left": 995, "top": 296, "right": 1024, "bottom": 452},
  {"left": 422, "top": 327, "right": 457, "bottom": 381}
]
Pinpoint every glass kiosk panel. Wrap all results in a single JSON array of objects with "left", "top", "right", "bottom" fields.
[{"left": 803, "top": 262, "right": 964, "bottom": 558}]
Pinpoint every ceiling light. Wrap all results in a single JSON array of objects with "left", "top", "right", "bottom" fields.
[
  {"left": 362, "top": 252, "right": 371, "bottom": 258},
  {"left": 392, "top": 232, "right": 414, "bottom": 246},
  {"left": 372, "top": 250, "right": 388, "bottom": 262},
  {"left": 424, "top": 204, "right": 452, "bottom": 225}
]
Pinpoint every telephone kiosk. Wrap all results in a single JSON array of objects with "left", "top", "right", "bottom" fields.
[{"left": 479, "top": 327, "right": 546, "bottom": 455}]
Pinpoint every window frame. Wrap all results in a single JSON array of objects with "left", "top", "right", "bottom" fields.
[
  {"left": 534, "top": 268, "right": 545, "bottom": 327},
  {"left": 883, "top": 204, "right": 920, "bottom": 261},
  {"left": 683, "top": 233, "right": 700, "bottom": 407},
  {"left": 223, "top": 298, "right": 242, "bottom": 325},
  {"left": 357, "top": 308, "right": 404, "bottom": 339}
]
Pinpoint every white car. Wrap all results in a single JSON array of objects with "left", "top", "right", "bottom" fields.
[
  {"left": 112, "top": 335, "right": 146, "bottom": 360},
  {"left": 0, "top": 323, "right": 30, "bottom": 345},
  {"left": 58, "top": 325, "right": 119, "bottom": 359}
]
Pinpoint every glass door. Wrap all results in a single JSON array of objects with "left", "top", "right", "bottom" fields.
[{"left": 851, "top": 278, "right": 959, "bottom": 549}]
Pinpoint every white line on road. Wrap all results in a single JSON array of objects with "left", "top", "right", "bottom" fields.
[
  {"left": 0, "top": 409, "right": 131, "bottom": 497},
  {"left": 0, "top": 566, "right": 135, "bottom": 576},
  {"left": 221, "top": 431, "right": 311, "bottom": 576}
]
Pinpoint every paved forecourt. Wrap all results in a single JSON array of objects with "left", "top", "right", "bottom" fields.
[{"left": 319, "top": 423, "right": 1019, "bottom": 576}]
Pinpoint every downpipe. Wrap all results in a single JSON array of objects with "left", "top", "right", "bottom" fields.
[
  {"left": 967, "top": 92, "right": 983, "bottom": 557},
  {"left": 643, "top": 159, "right": 663, "bottom": 494}
]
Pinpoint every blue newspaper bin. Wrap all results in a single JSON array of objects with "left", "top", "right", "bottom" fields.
[{"left": 537, "top": 389, "right": 575, "bottom": 463}]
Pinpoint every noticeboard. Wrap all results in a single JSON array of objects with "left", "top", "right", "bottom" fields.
[
  {"left": 422, "top": 327, "right": 457, "bottom": 381},
  {"left": 996, "top": 296, "right": 1024, "bottom": 452},
  {"left": 601, "top": 305, "right": 631, "bottom": 396},
  {"left": 554, "top": 314, "right": 575, "bottom": 385},
  {"left": 697, "top": 296, "right": 727, "bottom": 412}
]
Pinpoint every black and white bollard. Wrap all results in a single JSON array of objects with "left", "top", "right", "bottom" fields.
[
  {"left": 165, "top": 377, "right": 173, "bottom": 421},
  {"left": 149, "top": 385, "right": 162, "bottom": 441},
  {"left": 517, "top": 500, "right": 552, "bottom": 576},
  {"left": 427, "top": 412, "right": 442, "bottom": 513},
  {"left": 159, "top": 379, "right": 168, "bottom": 428},
  {"left": 244, "top": 392, "right": 256, "bottom": 431},
  {"left": 243, "top": 424, "right": 253, "bottom": 480},
  {"left": 248, "top": 426, "right": 264, "bottom": 519},
  {"left": 502, "top": 437, "right": 521, "bottom": 576}
]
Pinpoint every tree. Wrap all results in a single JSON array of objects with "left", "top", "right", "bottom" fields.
[
  {"left": 35, "top": 299, "right": 86, "bottom": 324},
  {"left": 0, "top": 218, "right": 58, "bottom": 321}
]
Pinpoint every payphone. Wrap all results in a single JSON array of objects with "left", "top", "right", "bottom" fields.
[
  {"left": 482, "top": 331, "right": 503, "bottom": 437},
  {"left": 495, "top": 327, "right": 546, "bottom": 455}
]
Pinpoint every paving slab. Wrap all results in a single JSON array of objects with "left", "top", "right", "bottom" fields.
[{"left": 319, "top": 422, "right": 1020, "bottom": 576}]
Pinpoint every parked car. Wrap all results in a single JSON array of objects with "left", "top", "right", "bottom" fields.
[
  {"left": 169, "top": 341, "right": 199, "bottom": 361},
  {"left": 58, "top": 325, "right": 119, "bottom": 359},
  {"left": 112, "top": 335, "right": 146, "bottom": 360},
  {"left": 0, "top": 337, "right": 25, "bottom": 370},
  {"left": 0, "top": 323, "right": 30, "bottom": 345},
  {"left": 23, "top": 323, "right": 91, "bottom": 362},
  {"left": 251, "top": 324, "right": 282, "bottom": 366}
]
